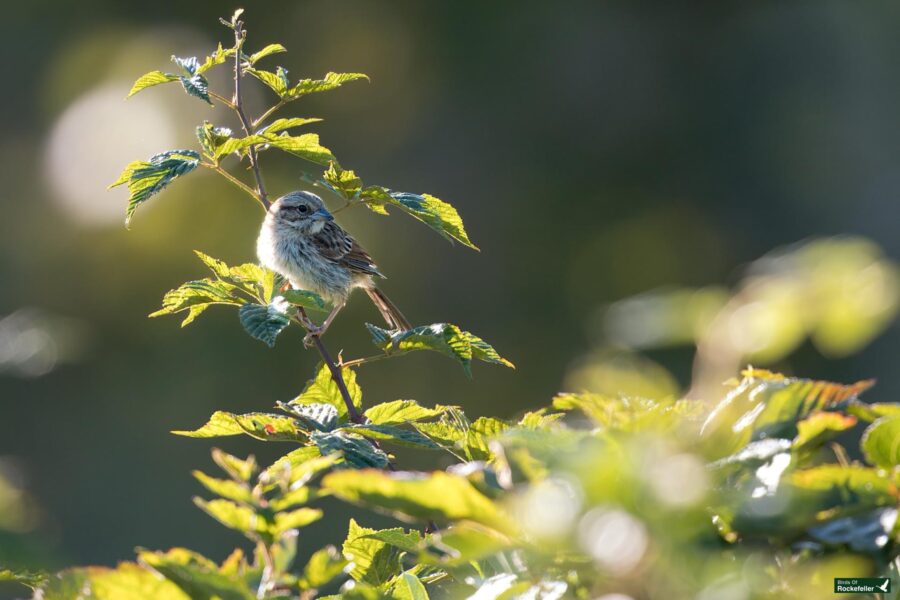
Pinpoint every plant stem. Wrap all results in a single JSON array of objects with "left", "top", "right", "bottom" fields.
[
  {"left": 256, "top": 540, "right": 275, "bottom": 599},
  {"left": 232, "top": 20, "right": 271, "bottom": 210},
  {"left": 253, "top": 99, "right": 286, "bottom": 128},
  {"left": 202, "top": 163, "right": 264, "bottom": 206},
  {"left": 209, "top": 90, "right": 235, "bottom": 108},
  {"left": 338, "top": 353, "right": 391, "bottom": 369}
]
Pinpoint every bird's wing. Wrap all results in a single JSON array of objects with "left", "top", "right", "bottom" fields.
[{"left": 312, "top": 222, "right": 385, "bottom": 278}]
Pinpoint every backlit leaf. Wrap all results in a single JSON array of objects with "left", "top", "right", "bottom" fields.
[
  {"left": 248, "top": 43, "right": 287, "bottom": 64},
  {"left": 138, "top": 548, "right": 254, "bottom": 600},
  {"left": 364, "top": 400, "right": 445, "bottom": 426},
  {"left": 342, "top": 519, "right": 402, "bottom": 586},
  {"left": 361, "top": 188, "right": 477, "bottom": 250},
  {"left": 292, "top": 363, "right": 362, "bottom": 422},
  {"left": 862, "top": 415, "right": 900, "bottom": 469},
  {"left": 192, "top": 471, "right": 255, "bottom": 505},
  {"left": 298, "top": 546, "right": 348, "bottom": 590},
  {"left": 172, "top": 411, "right": 304, "bottom": 442},
  {"left": 109, "top": 149, "right": 201, "bottom": 226},
  {"left": 127, "top": 71, "right": 179, "bottom": 97}
]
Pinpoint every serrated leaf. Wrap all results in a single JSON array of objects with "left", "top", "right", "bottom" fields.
[
  {"left": 39, "top": 563, "right": 190, "bottom": 600},
  {"left": 192, "top": 471, "right": 255, "bottom": 505},
  {"left": 312, "top": 431, "right": 390, "bottom": 469},
  {"left": 292, "top": 363, "right": 362, "bottom": 422},
  {"left": 322, "top": 470, "right": 516, "bottom": 534},
  {"left": 278, "top": 289, "right": 327, "bottom": 311},
  {"left": 127, "top": 70, "right": 179, "bottom": 97},
  {"left": 211, "top": 448, "right": 257, "bottom": 482},
  {"left": 248, "top": 43, "right": 287, "bottom": 64},
  {"left": 238, "top": 302, "right": 291, "bottom": 347},
  {"left": 179, "top": 74, "right": 212, "bottom": 104},
  {"left": 213, "top": 131, "right": 334, "bottom": 165},
  {"left": 261, "top": 446, "right": 323, "bottom": 483},
  {"left": 261, "top": 117, "right": 322, "bottom": 135},
  {"left": 464, "top": 417, "right": 509, "bottom": 461},
  {"left": 246, "top": 66, "right": 290, "bottom": 96},
  {"left": 361, "top": 528, "right": 424, "bottom": 553},
  {"left": 862, "top": 415, "right": 900, "bottom": 469},
  {"left": 322, "top": 161, "right": 363, "bottom": 200},
  {"left": 173, "top": 411, "right": 304, "bottom": 442},
  {"left": 793, "top": 412, "right": 857, "bottom": 451},
  {"left": 172, "top": 56, "right": 200, "bottom": 75},
  {"left": 278, "top": 401, "right": 339, "bottom": 432},
  {"left": 342, "top": 519, "right": 403, "bottom": 586},
  {"left": 298, "top": 546, "right": 348, "bottom": 590},
  {"left": 361, "top": 188, "right": 477, "bottom": 250},
  {"left": 194, "top": 500, "right": 321, "bottom": 541},
  {"left": 109, "top": 149, "right": 201, "bottom": 226},
  {"left": 365, "top": 323, "right": 512, "bottom": 376},
  {"left": 287, "top": 72, "right": 369, "bottom": 99},
  {"left": 364, "top": 400, "right": 445, "bottom": 426},
  {"left": 413, "top": 407, "right": 470, "bottom": 449},
  {"left": 197, "top": 43, "right": 234, "bottom": 74},
  {"left": 196, "top": 122, "right": 234, "bottom": 158},
  {"left": 350, "top": 424, "right": 440, "bottom": 449},
  {"left": 138, "top": 548, "right": 255, "bottom": 600},
  {"left": 702, "top": 369, "right": 875, "bottom": 455},
  {"left": 150, "top": 279, "right": 243, "bottom": 326}
]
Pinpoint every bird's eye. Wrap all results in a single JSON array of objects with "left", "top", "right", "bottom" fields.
[{"left": 298, "top": 205, "right": 309, "bottom": 214}]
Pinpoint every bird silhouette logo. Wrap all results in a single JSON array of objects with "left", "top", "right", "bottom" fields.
[{"left": 877, "top": 579, "right": 890, "bottom": 593}]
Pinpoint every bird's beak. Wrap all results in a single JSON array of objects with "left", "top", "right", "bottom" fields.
[{"left": 313, "top": 207, "right": 334, "bottom": 221}]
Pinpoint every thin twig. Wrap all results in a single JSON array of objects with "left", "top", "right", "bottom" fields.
[
  {"left": 209, "top": 90, "right": 235, "bottom": 108},
  {"left": 201, "top": 163, "right": 264, "bottom": 206},
  {"left": 232, "top": 20, "right": 271, "bottom": 210},
  {"left": 338, "top": 353, "right": 391, "bottom": 369},
  {"left": 253, "top": 99, "right": 286, "bottom": 128}
]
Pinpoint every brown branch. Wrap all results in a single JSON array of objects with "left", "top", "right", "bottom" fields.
[{"left": 232, "top": 19, "right": 270, "bottom": 210}]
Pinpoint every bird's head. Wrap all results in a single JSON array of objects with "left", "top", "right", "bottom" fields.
[{"left": 269, "top": 190, "right": 334, "bottom": 234}]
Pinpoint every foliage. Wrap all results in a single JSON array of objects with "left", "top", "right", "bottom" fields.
[{"left": 9, "top": 8, "right": 900, "bottom": 600}]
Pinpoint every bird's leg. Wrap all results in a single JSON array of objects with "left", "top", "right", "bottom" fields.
[{"left": 302, "top": 302, "right": 345, "bottom": 348}]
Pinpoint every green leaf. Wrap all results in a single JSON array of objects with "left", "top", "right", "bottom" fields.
[
  {"left": 701, "top": 368, "right": 874, "bottom": 455},
  {"left": 39, "top": 563, "right": 190, "bottom": 600},
  {"left": 361, "top": 528, "right": 423, "bottom": 553},
  {"left": 393, "top": 572, "right": 429, "bottom": 600},
  {"left": 288, "top": 72, "right": 369, "bottom": 99},
  {"left": 172, "top": 56, "right": 212, "bottom": 104},
  {"left": 298, "top": 546, "right": 348, "bottom": 590},
  {"left": 211, "top": 448, "right": 257, "bottom": 482},
  {"left": 322, "top": 161, "right": 363, "bottom": 199},
  {"left": 413, "top": 407, "right": 470, "bottom": 448},
  {"left": 261, "top": 446, "right": 323, "bottom": 484},
  {"left": 366, "top": 323, "right": 513, "bottom": 376},
  {"left": 322, "top": 470, "right": 516, "bottom": 534},
  {"left": 272, "top": 507, "right": 324, "bottom": 536},
  {"left": 196, "top": 122, "right": 234, "bottom": 158},
  {"left": 193, "top": 498, "right": 257, "bottom": 537},
  {"left": 138, "top": 548, "right": 255, "bottom": 600},
  {"left": 464, "top": 417, "right": 509, "bottom": 461},
  {"left": 342, "top": 519, "right": 403, "bottom": 586},
  {"left": 197, "top": 43, "right": 234, "bottom": 74},
  {"left": 246, "top": 66, "right": 291, "bottom": 96},
  {"left": 278, "top": 401, "right": 339, "bottom": 432},
  {"left": 150, "top": 279, "right": 243, "bottom": 326},
  {"left": 862, "top": 415, "right": 900, "bottom": 469},
  {"left": 846, "top": 400, "right": 900, "bottom": 422},
  {"left": 361, "top": 188, "right": 477, "bottom": 250},
  {"left": 238, "top": 302, "right": 291, "bottom": 347},
  {"left": 364, "top": 400, "right": 445, "bottom": 426},
  {"left": 109, "top": 149, "right": 201, "bottom": 226},
  {"left": 429, "top": 522, "right": 512, "bottom": 565},
  {"left": 350, "top": 424, "right": 441, "bottom": 449},
  {"left": 262, "top": 132, "right": 334, "bottom": 164},
  {"left": 292, "top": 363, "right": 362, "bottom": 422},
  {"left": 192, "top": 471, "right": 255, "bottom": 505},
  {"left": 127, "top": 70, "right": 179, "bottom": 97},
  {"left": 172, "top": 411, "right": 304, "bottom": 442},
  {"left": 793, "top": 412, "right": 857, "bottom": 451},
  {"left": 278, "top": 289, "right": 327, "bottom": 311},
  {"left": 260, "top": 117, "right": 322, "bottom": 135},
  {"left": 312, "top": 431, "right": 390, "bottom": 469},
  {"left": 248, "top": 43, "right": 287, "bottom": 64},
  {"left": 0, "top": 568, "right": 47, "bottom": 590}
]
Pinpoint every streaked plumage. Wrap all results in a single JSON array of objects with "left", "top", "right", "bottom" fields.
[{"left": 257, "top": 190, "right": 410, "bottom": 336}]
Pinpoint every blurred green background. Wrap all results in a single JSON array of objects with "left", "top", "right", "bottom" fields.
[{"left": 4, "top": 0, "right": 900, "bottom": 577}]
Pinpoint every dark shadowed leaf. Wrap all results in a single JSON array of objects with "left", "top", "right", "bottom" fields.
[
  {"left": 311, "top": 431, "right": 390, "bottom": 469},
  {"left": 0, "top": 568, "right": 47, "bottom": 590},
  {"left": 349, "top": 424, "right": 441, "bottom": 449},
  {"left": 238, "top": 302, "right": 291, "bottom": 347}
]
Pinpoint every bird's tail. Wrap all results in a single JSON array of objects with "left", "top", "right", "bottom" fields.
[{"left": 365, "top": 287, "right": 411, "bottom": 331}]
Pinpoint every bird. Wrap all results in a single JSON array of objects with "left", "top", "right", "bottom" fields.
[{"left": 257, "top": 190, "right": 410, "bottom": 345}]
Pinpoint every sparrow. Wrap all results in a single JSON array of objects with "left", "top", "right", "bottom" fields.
[{"left": 256, "top": 190, "right": 410, "bottom": 343}]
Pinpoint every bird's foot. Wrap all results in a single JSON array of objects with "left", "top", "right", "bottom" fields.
[{"left": 302, "top": 325, "right": 324, "bottom": 348}]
